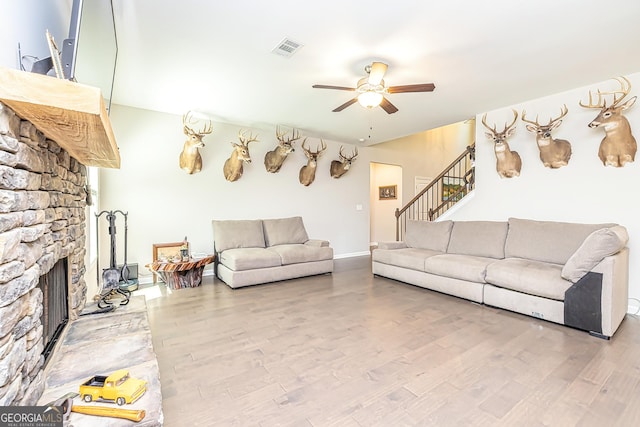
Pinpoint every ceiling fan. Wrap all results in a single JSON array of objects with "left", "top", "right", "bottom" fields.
[{"left": 312, "top": 62, "right": 435, "bottom": 114}]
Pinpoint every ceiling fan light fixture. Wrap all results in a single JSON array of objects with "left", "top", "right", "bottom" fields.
[{"left": 357, "top": 91, "right": 384, "bottom": 109}]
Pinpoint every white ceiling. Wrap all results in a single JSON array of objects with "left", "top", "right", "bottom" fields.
[{"left": 109, "top": 0, "right": 640, "bottom": 145}]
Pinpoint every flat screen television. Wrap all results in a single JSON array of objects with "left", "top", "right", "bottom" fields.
[{"left": 35, "top": 0, "right": 118, "bottom": 113}]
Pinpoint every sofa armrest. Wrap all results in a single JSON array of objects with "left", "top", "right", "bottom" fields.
[
  {"left": 377, "top": 241, "right": 407, "bottom": 250},
  {"left": 305, "top": 239, "right": 330, "bottom": 247},
  {"left": 564, "top": 248, "right": 629, "bottom": 338},
  {"left": 593, "top": 247, "right": 629, "bottom": 337}
]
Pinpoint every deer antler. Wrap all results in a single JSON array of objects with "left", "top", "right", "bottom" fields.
[
  {"left": 521, "top": 105, "right": 568, "bottom": 128},
  {"left": 481, "top": 113, "right": 497, "bottom": 134},
  {"left": 339, "top": 146, "right": 358, "bottom": 161},
  {"left": 302, "top": 139, "right": 326, "bottom": 155},
  {"left": 548, "top": 104, "right": 569, "bottom": 126},
  {"left": 276, "top": 126, "right": 300, "bottom": 144},
  {"left": 482, "top": 110, "right": 518, "bottom": 134},
  {"left": 238, "top": 130, "right": 259, "bottom": 145},
  {"left": 183, "top": 111, "right": 213, "bottom": 135},
  {"left": 520, "top": 110, "right": 540, "bottom": 127},
  {"left": 580, "top": 76, "right": 633, "bottom": 109},
  {"left": 503, "top": 109, "right": 518, "bottom": 133}
]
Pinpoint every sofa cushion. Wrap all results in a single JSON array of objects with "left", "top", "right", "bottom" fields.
[
  {"left": 372, "top": 247, "right": 442, "bottom": 272},
  {"left": 404, "top": 220, "right": 453, "bottom": 252},
  {"left": 262, "top": 216, "right": 309, "bottom": 247},
  {"left": 447, "top": 221, "right": 508, "bottom": 259},
  {"left": 213, "top": 219, "right": 265, "bottom": 252},
  {"left": 504, "top": 218, "right": 615, "bottom": 265},
  {"left": 485, "top": 258, "right": 573, "bottom": 301},
  {"left": 561, "top": 226, "right": 629, "bottom": 283},
  {"left": 424, "top": 254, "right": 497, "bottom": 283},
  {"left": 268, "top": 244, "right": 333, "bottom": 265},
  {"left": 219, "top": 247, "right": 281, "bottom": 271}
]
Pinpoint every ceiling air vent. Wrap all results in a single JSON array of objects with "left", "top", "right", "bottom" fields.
[{"left": 271, "top": 37, "right": 303, "bottom": 58}]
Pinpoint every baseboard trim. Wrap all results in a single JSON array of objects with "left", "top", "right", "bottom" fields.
[{"left": 334, "top": 251, "right": 371, "bottom": 259}]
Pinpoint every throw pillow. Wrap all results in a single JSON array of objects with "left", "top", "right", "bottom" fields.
[{"left": 561, "top": 225, "right": 629, "bottom": 283}]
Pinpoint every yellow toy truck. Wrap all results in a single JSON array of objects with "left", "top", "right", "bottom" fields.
[{"left": 79, "top": 369, "right": 147, "bottom": 406}]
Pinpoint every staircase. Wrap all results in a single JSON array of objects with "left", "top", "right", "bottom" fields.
[{"left": 395, "top": 144, "right": 475, "bottom": 240}]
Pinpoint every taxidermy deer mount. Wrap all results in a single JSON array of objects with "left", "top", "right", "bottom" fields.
[
  {"left": 330, "top": 146, "right": 358, "bottom": 178},
  {"left": 223, "top": 130, "right": 258, "bottom": 182},
  {"left": 481, "top": 109, "right": 522, "bottom": 178},
  {"left": 264, "top": 127, "right": 300, "bottom": 173},
  {"left": 299, "top": 139, "right": 326, "bottom": 186},
  {"left": 179, "top": 111, "right": 213, "bottom": 174},
  {"left": 579, "top": 76, "right": 637, "bottom": 167},
  {"left": 521, "top": 105, "right": 572, "bottom": 168}
]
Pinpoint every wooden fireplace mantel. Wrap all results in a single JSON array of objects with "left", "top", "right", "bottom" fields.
[{"left": 0, "top": 66, "right": 120, "bottom": 169}]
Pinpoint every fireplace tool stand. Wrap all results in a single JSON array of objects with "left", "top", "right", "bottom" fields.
[{"left": 96, "top": 210, "right": 131, "bottom": 309}]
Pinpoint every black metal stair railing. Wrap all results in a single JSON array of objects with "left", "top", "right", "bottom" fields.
[{"left": 395, "top": 144, "right": 475, "bottom": 241}]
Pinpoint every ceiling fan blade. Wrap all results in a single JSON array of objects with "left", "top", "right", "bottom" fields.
[
  {"left": 379, "top": 97, "right": 398, "bottom": 114},
  {"left": 368, "top": 62, "right": 388, "bottom": 86},
  {"left": 312, "top": 84, "right": 356, "bottom": 91},
  {"left": 387, "top": 83, "right": 435, "bottom": 94},
  {"left": 333, "top": 98, "right": 358, "bottom": 112}
]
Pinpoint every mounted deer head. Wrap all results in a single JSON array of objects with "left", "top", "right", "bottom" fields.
[
  {"left": 330, "top": 146, "right": 358, "bottom": 178},
  {"left": 264, "top": 127, "right": 300, "bottom": 173},
  {"left": 223, "top": 130, "right": 258, "bottom": 182},
  {"left": 179, "top": 111, "right": 213, "bottom": 174},
  {"left": 579, "top": 76, "right": 637, "bottom": 167},
  {"left": 299, "top": 139, "right": 326, "bottom": 186},
  {"left": 521, "top": 104, "right": 572, "bottom": 168},
  {"left": 481, "top": 109, "right": 522, "bottom": 178}
]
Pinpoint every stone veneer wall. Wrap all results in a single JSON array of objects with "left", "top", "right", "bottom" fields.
[{"left": 0, "top": 102, "right": 88, "bottom": 405}]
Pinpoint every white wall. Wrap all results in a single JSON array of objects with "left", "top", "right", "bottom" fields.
[
  {"left": 99, "top": 106, "right": 373, "bottom": 283},
  {"left": 96, "top": 106, "right": 472, "bottom": 288},
  {"left": 0, "top": 0, "right": 72, "bottom": 70},
  {"left": 447, "top": 71, "right": 640, "bottom": 307},
  {"left": 370, "top": 163, "right": 402, "bottom": 243},
  {"left": 369, "top": 121, "right": 474, "bottom": 207}
]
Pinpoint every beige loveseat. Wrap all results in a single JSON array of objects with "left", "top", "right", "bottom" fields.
[
  {"left": 372, "top": 218, "right": 629, "bottom": 339},
  {"left": 212, "top": 216, "right": 333, "bottom": 288}
]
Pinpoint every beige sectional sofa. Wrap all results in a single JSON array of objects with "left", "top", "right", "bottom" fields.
[
  {"left": 212, "top": 216, "right": 333, "bottom": 288},
  {"left": 372, "top": 218, "right": 629, "bottom": 338}
]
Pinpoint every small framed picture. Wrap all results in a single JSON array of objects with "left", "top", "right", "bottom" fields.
[
  {"left": 152, "top": 242, "right": 188, "bottom": 282},
  {"left": 379, "top": 185, "right": 397, "bottom": 200},
  {"left": 442, "top": 176, "right": 464, "bottom": 202},
  {"left": 153, "top": 242, "right": 185, "bottom": 263}
]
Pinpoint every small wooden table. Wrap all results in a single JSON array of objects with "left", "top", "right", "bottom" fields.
[{"left": 146, "top": 255, "right": 215, "bottom": 290}]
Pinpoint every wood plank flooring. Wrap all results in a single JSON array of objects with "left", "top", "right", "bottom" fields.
[{"left": 142, "top": 256, "right": 640, "bottom": 426}]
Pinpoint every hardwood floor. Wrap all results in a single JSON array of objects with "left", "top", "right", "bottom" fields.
[{"left": 142, "top": 256, "right": 640, "bottom": 426}]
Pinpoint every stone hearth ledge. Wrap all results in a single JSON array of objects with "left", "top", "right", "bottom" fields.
[{"left": 37, "top": 296, "right": 163, "bottom": 426}]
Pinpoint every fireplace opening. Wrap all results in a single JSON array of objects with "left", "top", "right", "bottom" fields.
[{"left": 38, "top": 257, "right": 69, "bottom": 365}]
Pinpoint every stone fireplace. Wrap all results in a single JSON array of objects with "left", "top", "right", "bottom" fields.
[{"left": 0, "top": 102, "right": 88, "bottom": 405}]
